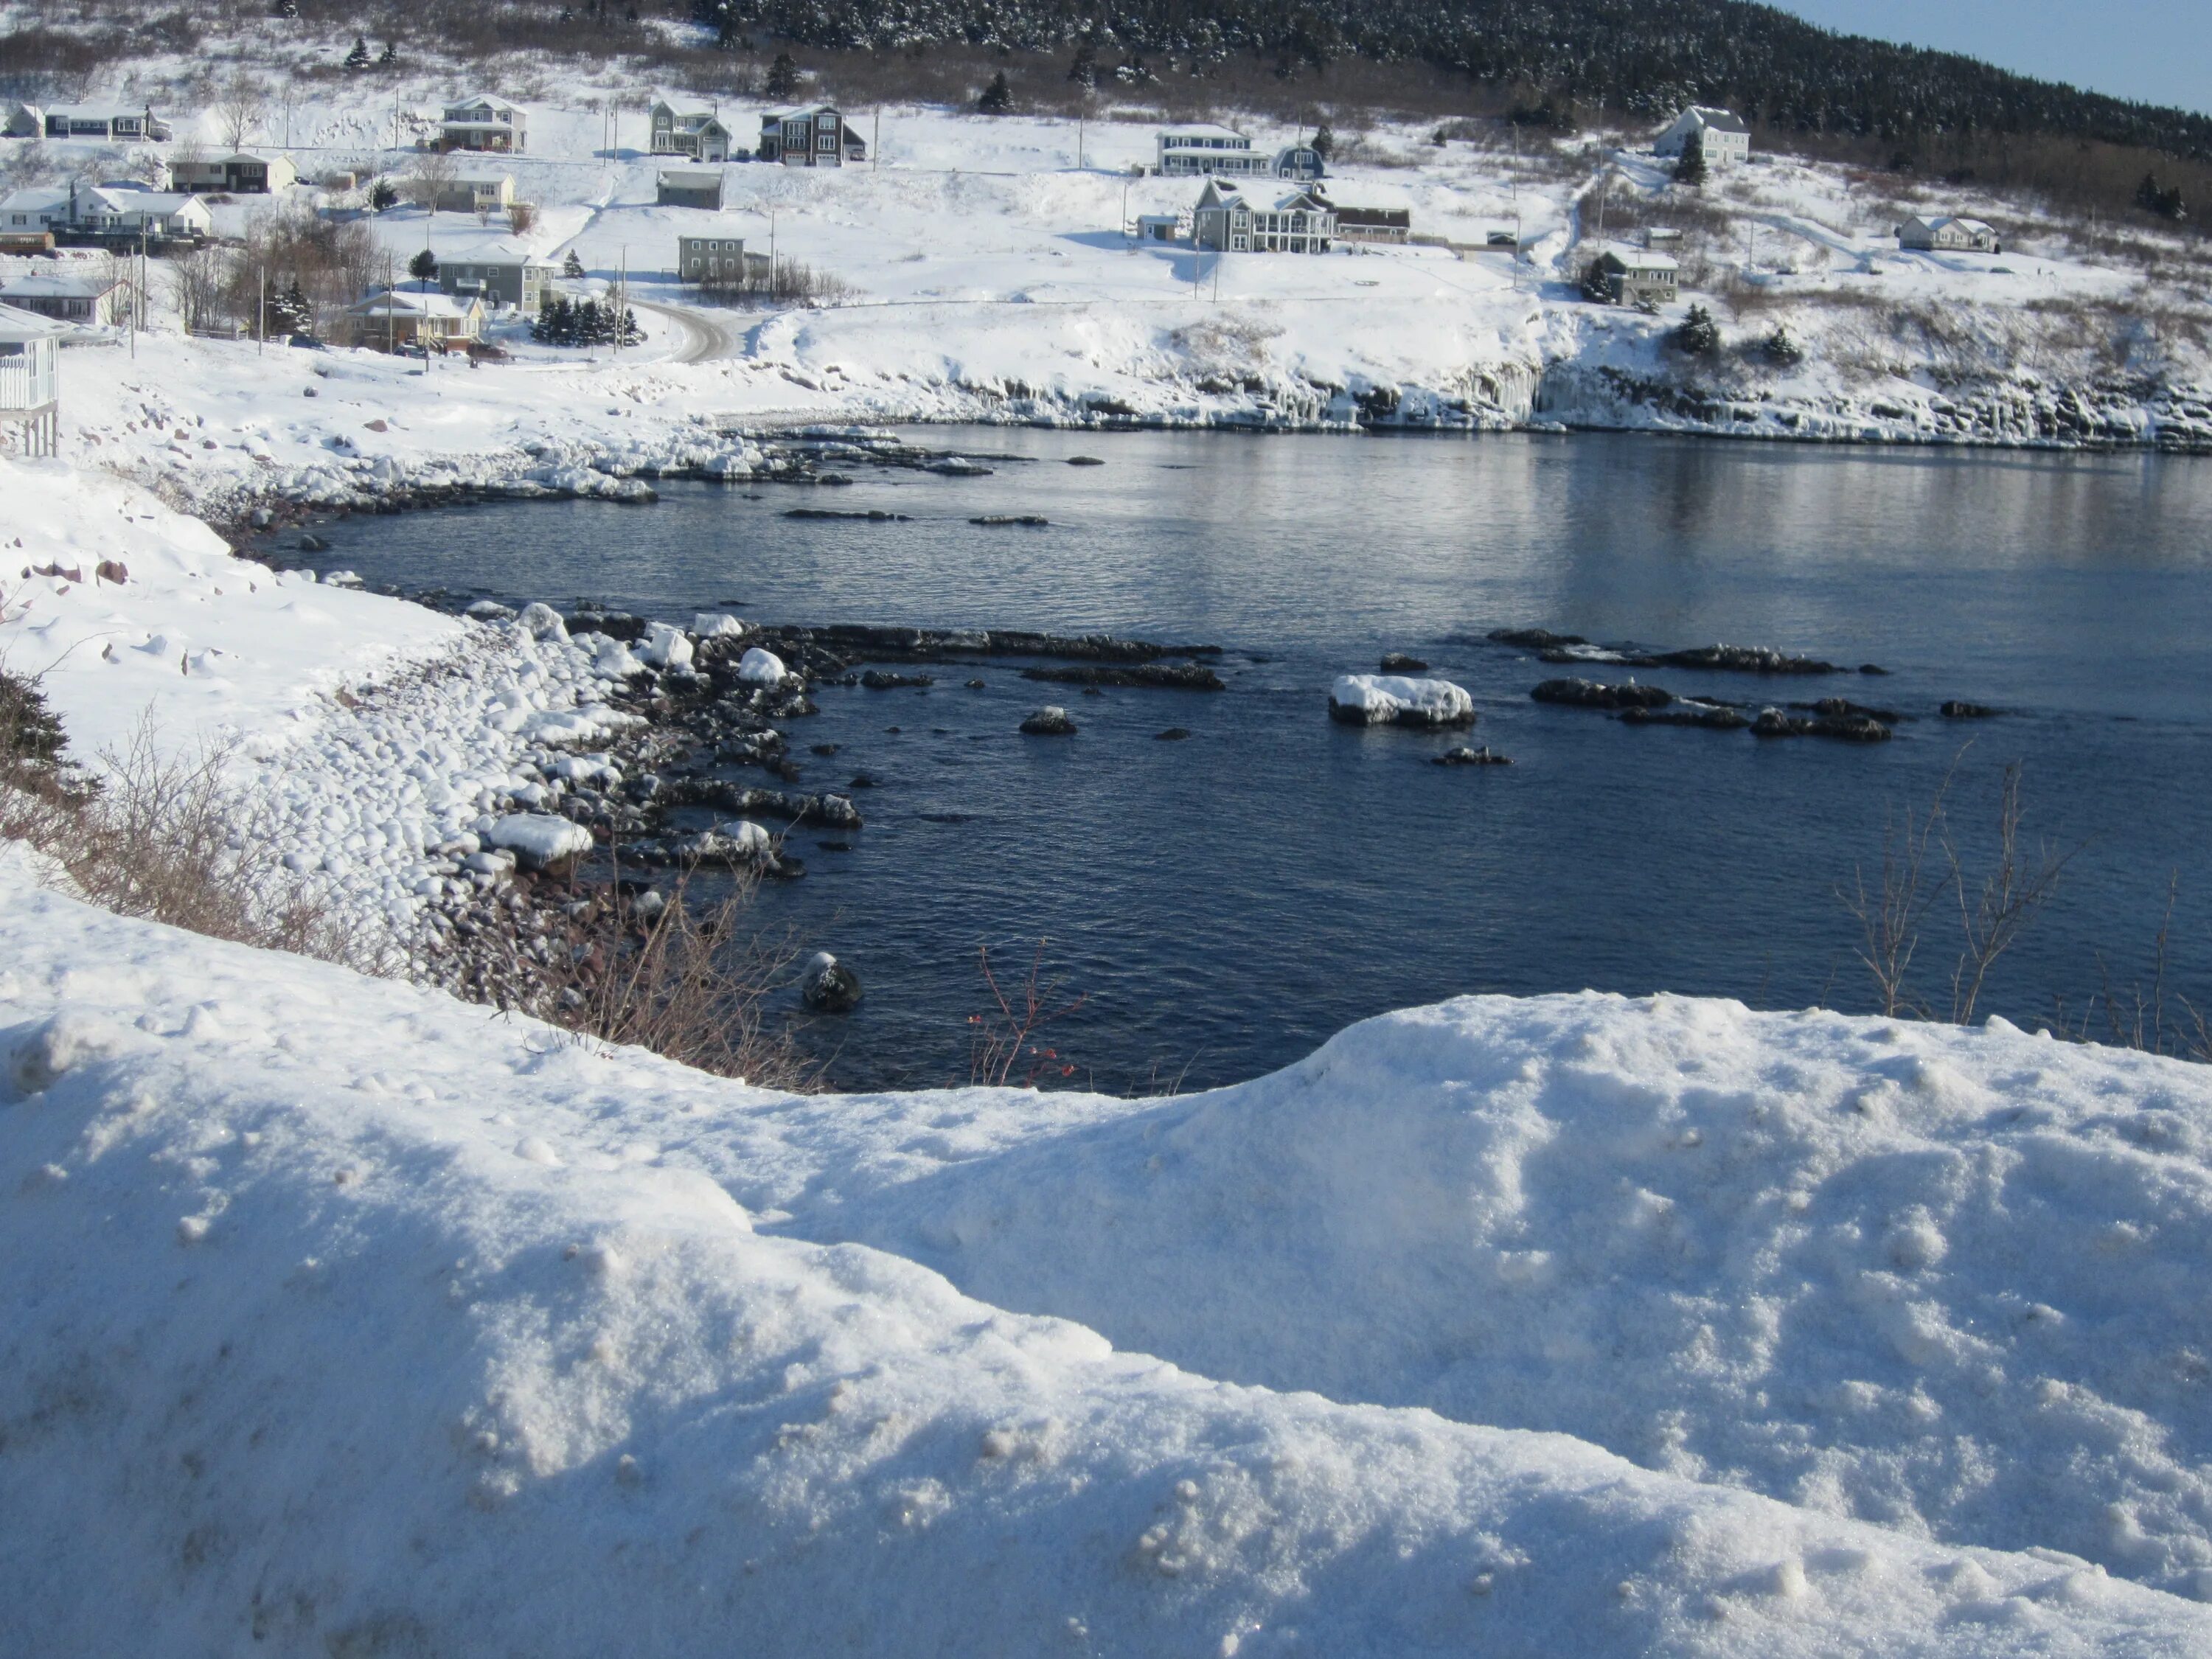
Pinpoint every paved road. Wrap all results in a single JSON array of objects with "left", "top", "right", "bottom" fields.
[{"left": 628, "top": 298, "right": 748, "bottom": 364}]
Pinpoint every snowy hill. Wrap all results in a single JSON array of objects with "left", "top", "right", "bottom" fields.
[{"left": 9, "top": 853, "right": 2212, "bottom": 1654}]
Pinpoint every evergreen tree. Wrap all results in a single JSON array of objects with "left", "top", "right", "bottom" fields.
[
  {"left": 270, "top": 0, "right": 299, "bottom": 17},
  {"left": 1671, "top": 303, "right": 1721, "bottom": 356},
  {"left": 977, "top": 70, "right": 1012, "bottom": 114},
  {"left": 563, "top": 248, "right": 585, "bottom": 279},
  {"left": 369, "top": 177, "right": 397, "bottom": 212},
  {"left": 377, "top": 40, "right": 398, "bottom": 68},
  {"left": 408, "top": 248, "right": 437, "bottom": 279},
  {"left": 2135, "top": 172, "right": 2187, "bottom": 220},
  {"left": 343, "top": 34, "right": 370, "bottom": 70},
  {"left": 1674, "top": 129, "right": 1707, "bottom": 188},
  {"left": 1579, "top": 257, "right": 1615, "bottom": 304},
  {"left": 1761, "top": 324, "right": 1804, "bottom": 366},
  {"left": 765, "top": 52, "right": 799, "bottom": 99},
  {"left": 267, "top": 279, "right": 313, "bottom": 337},
  {"left": 1068, "top": 43, "right": 1098, "bottom": 88},
  {"left": 1311, "top": 122, "right": 1335, "bottom": 162}
]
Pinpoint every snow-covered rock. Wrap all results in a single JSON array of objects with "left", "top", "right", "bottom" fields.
[
  {"left": 1328, "top": 674, "right": 1477, "bottom": 727},
  {"left": 640, "top": 621, "right": 695, "bottom": 669},
  {"left": 484, "top": 813, "right": 594, "bottom": 871},
  {"left": 737, "top": 646, "right": 787, "bottom": 686},
  {"left": 692, "top": 613, "right": 747, "bottom": 639}
]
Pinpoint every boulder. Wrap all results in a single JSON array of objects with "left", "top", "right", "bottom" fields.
[
  {"left": 737, "top": 647, "right": 788, "bottom": 687},
  {"left": 861, "top": 670, "right": 935, "bottom": 689},
  {"left": 485, "top": 813, "right": 594, "bottom": 872},
  {"left": 1021, "top": 706, "right": 1079, "bottom": 736},
  {"left": 1750, "top": 707, "right": 1893, "bottom": 742},
  {"left": 692, "top": 612, "right": 748, "bottom": 639},
  {"left": 518, "top": 602, "right": 568, "bottom": 642},
  {"left": 1618, "top": 703, "right": 1748, "bottom": 730},
  {"left": 1380, "top": 652, "right": 1429, "bottom": 672},
  {"left": 1433, "top": 745, "right": 1512, "bottom": 765},
  {"left": 1941, "top": 700, "right": 2000, "bottom": 719},
  {"left": 640, "top": 622, "right": 695, "bottom": 670},
  {"left": 1531, "top": 678, "right": 1672, "bottom": 711},
  {"left": 800, "top": 950, "right": 863, "bottom": 1013}
]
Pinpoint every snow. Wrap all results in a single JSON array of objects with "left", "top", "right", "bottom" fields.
[
  {"left": 737, "top": 644, "right": 787, "bottom": 685},
  {"left": 8, "top": 854, "right": 2212, "bottom": 1653},
  {"left": 484, "top": 811, "right": 594, "bottom": 868},
  {"left": 1329, "top": 673, "right": 1476, "bottom": 726}
]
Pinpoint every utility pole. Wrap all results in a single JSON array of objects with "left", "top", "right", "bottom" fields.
[
  {"left": 257, "top": 265, "right": 265, "bottom": 354},
  {"left": 768, "top": 206, "right": 777, "bottom": 302},
  {"left": 872, "top": 108, "right": 879, "bottom": 172},
  {"left": 386, "top": 252, "right": 394, "bottom": 355},
  {"left": 614, "top": 245, "right": 626, "bottom": 358}
]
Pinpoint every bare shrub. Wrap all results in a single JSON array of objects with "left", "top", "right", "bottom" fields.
[
  {"left": 508, "top": 201, "right": 536, "bottom": 235},
  {"left": 536, "top": 871, "right": 817, "bottom": 1088},
  {"left": 968, "top": 939, "right": 1086, "bottom": 1088}
]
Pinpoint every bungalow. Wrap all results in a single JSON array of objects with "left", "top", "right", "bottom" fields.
[
  {"left": 1587, "top": 246, "right": 1680, "bottom": 305},
  {"left": 757, "top": 107, "right": 865, "bottom": 167},
  {"left": 344, "top": 282, "right": 485, "bottom": 350},
  {"left": 1332, "top": 204, "right": 1411, "bottom": 245},
  {"left": 657, "top": 167, "right": 726, "bottom": 210},
  {"left": 678, "top": 227, "right": 765, "bottom": 287},
  {"left": 41, "top": 104, "right": 171, "bottom": 142},
  {"left": 439, "top": 94, "right": 526, "bottom": 154},
  {"left": 166, "top": 151, "right": 299, "bottom": 195},
  {"left": 1897, "top": 215, "right": 2001, "bottom": 253},
  {"left": 1192, "top": 179, "right": 1335, "bottom": 254},
  {"left": 1656, "top": 106, "right": 1750, "bottom": 169},
  {"left": 4, "top": 103, "right": 43, "bottom": 138},
  {"left": 0, "top": 186, "right": 70, "bottom": 234},
  {"left": 69, "top": 186, "right": 213, "bottom": 241},
  {"left": 437, "top": 244, "right": 555, "bottom": 312},
  {"left": 0, "top": 271, "right": 133, "bottom": 327},
  {"left": 0, "top": 302, "right": 62, "bottom": 456},
  {"left": 649, "top": 92, "right": 737, "bottom": 164},
  {"left": 420, "top": 173, "right": 516, "bottom": 215}
]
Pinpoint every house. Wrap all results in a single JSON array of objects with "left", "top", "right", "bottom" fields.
[
  {"left": 757, "top": 108, "right": 865, "bottom": 167},
  {"left": 343, "top": 282, "right": 485, "bottom": 349},
  {"left": 0, "top": 271, "right": 133, "bottom": 327},
  {"left": 1587, "top": 246, "right": 1680, "bottom": 305},
  {"left": 0, "top": 302, "right": 62, "bottom": 456},
  {"left": 437, "top": 243, "right": 555, "bottom": 312},
  {"left": 1191, "top": 179, "right": 1335, "bottom": 254},
  {"left": 1332, "top": 204, "right": 1411, "bottom": 245},
  {"left": 0, "top": 186, "right": 70, "bottom": 234},
  {"left": 1274, "top": 143, "right": 1326, "bottom": 181},
  {"left": 439, "top": 94, "right": 526, "bottom": 154},
  {"left": 420, "top": 173, "right": 516, "bottom": 215},
  {"left": 1656, "top": 106, "right": 1750, "bottom": 169},
  {"left": 1641, "top": 226, "right": 1683, "bottom": 248},
  {"left": 1157, "top": 125, "right": 1274, "bottom": 178},
  {"left": 41, "top": 104, "right": 171, "bottom": 142},
  {"left": 166, "top": 151, "right": 299, "bottom": 195},
  {"left": 657, "top": 167, "right": 726, "bottom": 210},
  {"left": 1897, "top": 215, "right": 2001, "bottom": 253},
  {"left": 67, "top": 186, "right": 213, "bottom": 242},
  {"left": 678, "top": 228, "right": 765, "bottom": 288},
  {"left": 4, "top": 103, "right": 43, "bottom": 139},
  {"left": 649, "top": 93, "right": 737, "bottom": 163}
]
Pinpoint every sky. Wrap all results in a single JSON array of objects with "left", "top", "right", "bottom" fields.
[{"left": 1765, "top": 0, "right": 2212, "bottom": 115}]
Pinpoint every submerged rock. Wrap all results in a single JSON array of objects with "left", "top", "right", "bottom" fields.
[
  {"left": 971, "top": 515, "right": 1050, "bottom": 527},
  {"left": 1380, "top": 653, "right": 1430, "bottom": 673},
  {"left": 1021, "top": 664, "right": 1224, "bottom": 690},
  {"left": 1488, "top": 627, "right": 1587, "bottom": 649},
  {"left": 1433, "top": 745, "right": 1512, "bottom": 765},
  {"left": 1154, "top": 728, "right": 1192, "bottom": 741},
  {"left": 1021, "top": 706, "right": 1079, "bottom": 736},
  {"left": 1751, "top": 707, "right": 1893, "bottom": 742},
  {"left": 1942, "top": 700, "right": 2001, "bottom": 718},
  {"left": 1531, "top": 678, "right": 1673, "bottom": 710},
  {"left": 860, "top": 670, "right": 936, "bottom": 689},
  {"left": 1619, "top": 703, "right": 1749, "bottom": 730}
]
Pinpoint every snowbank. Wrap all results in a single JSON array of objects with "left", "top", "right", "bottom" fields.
[{"left": 5, "top": 862, "right": 2211, "bottom": 1654}]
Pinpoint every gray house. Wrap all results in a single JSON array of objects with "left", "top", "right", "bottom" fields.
[
  {"left": 1588, "top": 246, "right": 1679, "bottom": 305},
  {"left": 657, "top": 168, "right": 726, "bottom": 209},
  {"left": 42, "top": 103, "right": 170, "bottom": 141},
  {"left": 437, "top": 245, "right": 555, "bottom": 311},
  {"left": 757, "top": 107, "right": 866, "bottom": 167},
  {"left": 650, "top": 92, "right": 737, "bottom": 163},
  {"left": 678, "top": 228, "right": 765, "bottom": 288},
  {"left": 1192, "top": 179, "right": 1335, "bottom": 254}
]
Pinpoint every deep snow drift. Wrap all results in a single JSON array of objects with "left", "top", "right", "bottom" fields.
[{"left": 8, "top": 852, "right": 2212, "bottom": 1652}]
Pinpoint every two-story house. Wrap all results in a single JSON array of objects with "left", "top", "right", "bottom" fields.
[
  {"left": 649, "top": 92, "right": 737, "bottom": 163},
  {"left": 165, "top": 151, "right": 299, "bottom": 195},
  {"left": 757, "top": 108, "right": 866, "bottom": 167},
  {"left": 439, "top": 94, "right": 527, "bottom": 154},
  {"left": 1191, "top": 180, "right": 1335, "bottom": 254},
  {"left": 678, "top": 226, "right": 766, "bottom": 287},
  {"left": 437, "top": 243, "right": 555, "bottom": 312},
  {"left": 1656, "top": 106, "right": 1751, "bottom": 169}
]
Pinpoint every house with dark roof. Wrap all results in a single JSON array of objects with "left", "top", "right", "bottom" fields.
[{"left": 1332, "top": 204, "right": 1411, "bottom": 244}]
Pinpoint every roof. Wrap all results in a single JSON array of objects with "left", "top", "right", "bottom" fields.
[
  {"left": 1273, "top": 188, "right": 1329, "bottom": 212},
  {"left": 1, "top": 272, "right": 127, "bottom": 298},
  {"left": 1683, "top": 105, "right": 1749, "bottom": 134},
  {"left": 1602, "top": 245, "right": 1679, "bottom": 271},
  {"left": 1161, "top": 123, "right": 1248, "bottom": 142},
  {"left": 96, "top": 189, "right": 206, "bottom": 215},
  {"left": 0, "top": 187, "right": 69, "bottom": 212},
  {"left": 347, "top": 287, "right": 482, "bottom": 319},
  {"left": 1333, "top": 206, "right": 1411, "bottom": 228},
  {"left": 652, "top": 89, "right": 717, "bottom": 117},
  {"left": 0, "top": 300, "right": 64, "bottom": 340},
  {"left": 657, "top": 168, "right": 725, "bottom": 185},
  {"left": 448, "top": 173, "right": 515, "bottom": 187},
  {"left": 44, "top": 103, "right": 153, "bottom": 121},
  {"left": 444, "top": 94, "right": 519, "bottom": 114},
  {"left": 760, "top": 105, "right": 842, "bottom": 123},
  {"left": 440, "top": 240, "right": 554, "bottom": 265}
]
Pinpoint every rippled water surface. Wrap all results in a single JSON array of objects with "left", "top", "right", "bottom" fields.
[{"left": 304, "top": 428, "right": 2212, "bottom": 1090}]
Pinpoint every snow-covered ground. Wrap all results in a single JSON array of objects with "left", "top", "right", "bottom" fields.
[{"left": 12, "top": 851, "right": 2212, "bottom": 1654}]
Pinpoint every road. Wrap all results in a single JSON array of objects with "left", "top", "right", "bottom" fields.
[{"left": 627, "top": 297, "right": 749, "bottom": 364}]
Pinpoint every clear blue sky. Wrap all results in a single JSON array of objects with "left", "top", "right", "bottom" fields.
[{"left": 1765, "top": 0, "right": 2211, "bottom": 115}]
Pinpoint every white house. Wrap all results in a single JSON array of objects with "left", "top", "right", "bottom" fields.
[
  {"left": 1656, "top": 106, "right": 1750, "bottom": 169},
  {"left": 166, "top": 151, "right": 299, "bottom": 194},
  {"left": 0, "top": 302, "right": 61, "bottom": 456},
  {"left": 1192, "top": 179, "right": 1335, "bottom": 254},
  {"left": 0, "top": 271, "right": 133, "bottom": 327},
  {"left": 0, "top": 186, "right": 70, "bottom": 233},
  {"left": 649, "top": 92, "right": 737, "bottom": 163},
  {"left": 4, "top": 103, "right": 44, "bottom": 138},
  {"left": 1897, "top": 215, "right": 2002, "bottom": 253},
  {"left": 417, "top": 172, "right": 516, "bottom": 215},
  {"left": 1158, "top": 125, "right": 1270, "bottom": 177},
  {"left": 757, "top": 108, "right": 866, "bottom": 167},
  {"left": 344, "top": 282, "right": 485, "bottom": 349},
  {"left": 41, "top": 103, "right": 171, "bottom": 142},
  {"left": 70, "top": 186, "right": 214, "bottom": 240},
  {"left": 439, "top": 94, "right": 526, "bottom": 154}
]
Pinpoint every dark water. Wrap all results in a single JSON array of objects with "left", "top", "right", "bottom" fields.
[{"left": 300, "top": 428, "right": 2212, "bottom": 1091}]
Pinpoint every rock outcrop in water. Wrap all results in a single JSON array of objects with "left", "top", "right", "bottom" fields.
[
  {"left": 1020, "top": 664, "right": 1225, "bottom": 690},
  {"left": 1021, "top": 706, "right": 1079, "bottom": 736},
  {"left": 1531, "top": 678, "right": 1676, "bottom": 710}
]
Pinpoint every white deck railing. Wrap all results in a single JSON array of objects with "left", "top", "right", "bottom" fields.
[{"left": 0, "top": 341, "right": 58, "bottom": 411}]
